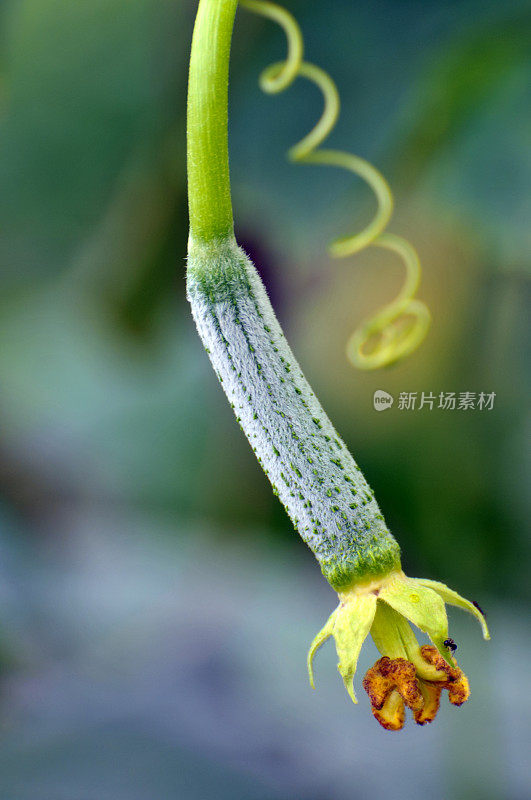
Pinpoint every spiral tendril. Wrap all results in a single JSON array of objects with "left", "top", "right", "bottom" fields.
[{"left": 239, "top": 0, "right": 431, "bottom": 369}]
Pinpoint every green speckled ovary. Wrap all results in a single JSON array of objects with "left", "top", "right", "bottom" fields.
[{"left": 188, "top": 237, "right": 401, "bottom": 590}]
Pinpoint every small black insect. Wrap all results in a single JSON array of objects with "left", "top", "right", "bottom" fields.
[
  {"left": 444, "top": 637, "right": 458, "bottom": 653},
  {"left": 472, "top": 600, "right": 486, "bottom": 617}
]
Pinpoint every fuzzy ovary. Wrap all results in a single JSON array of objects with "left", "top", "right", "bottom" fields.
[{"left": 187, "top": 236, "right": 401, "bottom": 589}]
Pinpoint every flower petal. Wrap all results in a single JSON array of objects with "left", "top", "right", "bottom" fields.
[
  {"left": 371, "top": 601, "right": 447, "bottom": 681},
  {"left": 415, "top": 578, "right": 490, "bottom": 640},
  {"left": 379, "top": 576, "right": 452, "bottom": 664},
  {"left": 307, "top": 610, "right": 335, "bottom": 689},
  {"left": 333, "top": 593, "right": 377, "bottom": 704},
  {"left": 370, "top": 600, "right": 408, "bottom": 659}
]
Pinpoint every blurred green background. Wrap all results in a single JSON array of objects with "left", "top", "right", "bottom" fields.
[{"left": 0, "top": 0, "right": 529, "bottom": 798}]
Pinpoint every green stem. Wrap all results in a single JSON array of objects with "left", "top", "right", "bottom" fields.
[{"left": 187, "top": 0, "right": 238, "bottom": 243}]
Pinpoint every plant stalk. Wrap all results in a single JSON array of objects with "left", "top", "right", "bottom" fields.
[{"left": 187, "top": 0, "right": 238, "bottom": 243}]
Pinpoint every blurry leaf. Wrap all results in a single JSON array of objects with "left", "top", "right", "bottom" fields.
[{"left": 394, "top": 8, "right": 531, "bottom": 188}]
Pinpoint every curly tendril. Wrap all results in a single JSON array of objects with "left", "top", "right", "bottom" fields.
[{"left": 239, "top": 0, "right": 431, "bottom": 369}]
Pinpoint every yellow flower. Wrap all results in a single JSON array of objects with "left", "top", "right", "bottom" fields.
[{"left": 308, "top": 571, "right": 489, "bottom": 730}]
